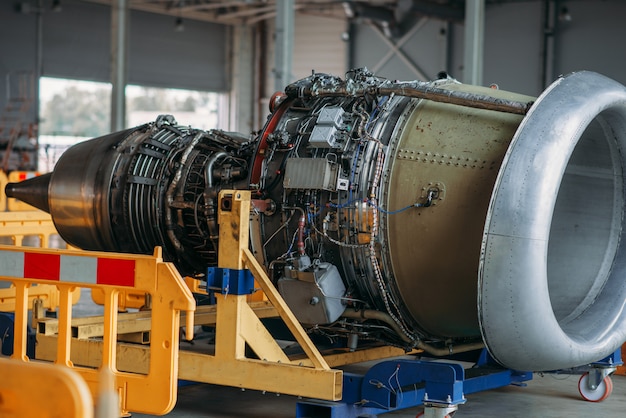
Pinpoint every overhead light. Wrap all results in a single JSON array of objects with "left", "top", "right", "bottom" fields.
[
  {"left": 342, "top": 2, "right": 355, "bottom": 19},
  {"left": 559, "top": 7, "right": 572, "bottom": 22},
  {"left": 175, "top": 17, "right": 184, "bottom": 32}
]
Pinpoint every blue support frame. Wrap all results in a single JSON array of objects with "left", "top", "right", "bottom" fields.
[
  {"left": 296, "top": 349, "right": 532, "bottom": 418},
  {"left": 592, "top": 349, "right": 622, "bottom": 368},
  {"left": 206, "top": 267, "right": 255, "bottom": 295}
]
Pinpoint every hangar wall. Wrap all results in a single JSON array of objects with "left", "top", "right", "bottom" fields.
[
  {"left": 260, "top": 14, "right": 348, "bottom": 98},
  {"left": 351, "top": 1, "right": 626, "bottom": 97},
  {"left": 292, "top": 14, "right": 348, "bottom": 80},
  {"left": 0, "top": 0, "right": 228, "bottom": 133},
  {"left": 250, "top": 13, "right": 348, "bottom": 131},
  {"left": 1, "top": 1, "right": 625, "bottom": 142}
]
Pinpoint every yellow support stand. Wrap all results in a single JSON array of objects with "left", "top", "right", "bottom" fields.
[{"left": 176, "top": 191, "right": 342, "bottom": 401}]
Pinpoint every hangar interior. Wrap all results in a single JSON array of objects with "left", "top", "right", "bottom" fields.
[
  {"left": 2, "top": 1, "right": 626, "bottom": 417},
  {"left": 3, "top": 0, "right": 626, "bottom": 139}
]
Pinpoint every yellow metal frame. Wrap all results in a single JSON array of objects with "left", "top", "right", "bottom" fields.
[
  {"left": 3, "top": 246, "right": 195, "bottom": 416},
  {"left": 174, "top": 191, "right": 342, "bottom": 400},
  {"left": 193, "top": 191, "right": 419, "bottom": 398}
]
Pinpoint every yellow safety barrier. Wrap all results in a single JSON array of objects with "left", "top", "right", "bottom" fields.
[
  {"left": 0, "top": 170, "right": 7, "bottom": 211},
  {"left": 0, "top": 210, "right": 60, "bottom": 247},
  {"left": 1, "top": 245, "right": 195, "bottom": 416},
  {"left": 0, "top": 208, "right": 81, "bottom": 312},
  {"left": 90, "top": 286, "right": 149, "bottom": 312},
  {"left": 0, "top": 357, "right": 94, "bottom": 418}
]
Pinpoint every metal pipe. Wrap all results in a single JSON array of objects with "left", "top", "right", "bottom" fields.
[
  {"left": 204, "top": 152, "right": 228, "bottom": 189},
  {"left": 376, "top": 83, "right": 533, "bottom": 115},
  {"left": 297, "top": 212, "right": 306, "bottom": 256},
  {"left": 286, "top": 82, "right": 533, "bottom": 115},
  {"left": 203, "top": 151, "right": 229, "bottom": 245},
  {"left": 341, "top": 309, "right": 412, "bottom": 342},
  {"left": 416, "top": 341, "right": 486, "bottom": 357},
  {"left": 165, "top": 131, "right": 206, "bottom": 252},
  {"left": 282, "top": 206, "right": 306, "bottom": 256},
  {"left": 341, "top": 309, "right": 484, "bottom": 355}
]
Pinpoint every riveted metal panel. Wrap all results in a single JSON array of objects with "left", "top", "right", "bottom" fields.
[{"left": 381, "top": 83, "right": 532, "bottom": 338}]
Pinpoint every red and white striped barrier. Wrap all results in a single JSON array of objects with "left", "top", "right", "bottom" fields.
[{"left": 0, "top": 250, "right": 135, "bottom": 287}]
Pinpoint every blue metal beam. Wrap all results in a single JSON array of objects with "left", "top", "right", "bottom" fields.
[{"left": 296, "top": 350, "right": 533, "bottom": 418}]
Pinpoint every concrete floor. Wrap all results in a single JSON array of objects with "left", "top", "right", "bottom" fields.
[{"left": 132, "top": 372, "right": 626, "bottom": 417}]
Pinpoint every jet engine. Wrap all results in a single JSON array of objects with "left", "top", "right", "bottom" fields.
[{"left": 8, "top": 68, "right": 626, "bottom": 371}]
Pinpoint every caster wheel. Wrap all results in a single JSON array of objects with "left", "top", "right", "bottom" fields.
[{"left": 578, "top": 372, "right": 613, "bottom": 402}]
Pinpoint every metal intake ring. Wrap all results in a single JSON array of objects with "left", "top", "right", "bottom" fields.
[{"left": 480, "top": 71, "right": 626, "bottom": 371}]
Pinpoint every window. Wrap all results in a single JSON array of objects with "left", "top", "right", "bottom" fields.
[
  {"left": 38, "top": 77, "right": 224, "bottom": 172},
  {"left": 126, "top": 85, "right": 220, "bottom": 130}
]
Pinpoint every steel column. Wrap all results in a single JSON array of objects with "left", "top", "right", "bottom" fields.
[
  {"left": 230, "top": 25, "right": 256, "bottom": 134},
  {"left": 110, "top": 0, "right": 128, "bottom": 131},
  {"left": 274, "top": 0, "right": 294, "bottom": 91},
  {"left": 463, "top": 0, "right": 485, "bottom": 85}
]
